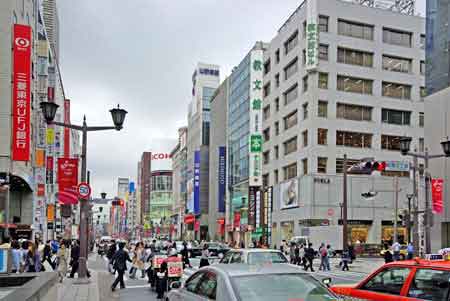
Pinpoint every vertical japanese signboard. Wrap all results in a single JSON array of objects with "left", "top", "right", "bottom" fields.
[
  {"left": 12, "top": 24, "right": 32, "bottom": 161},
  {"left": 194, "top": 151, "right": 200, "bottom": 215},
  {"left": 255, "top": 190, "right": 261, "bottom": 228},
  {"left": 249, "top": 49, "right": 263, "bottom": 187},
  {"left": 248, "top": 186, "right": 257, "bottom": 229},
  {"left": 57, "top": 158, "right": 79, "bottom": 204},
  {"left": 218, "top": 146, "right": 226, "bottom": 213},
  {"left": 306, "top": 0, "right": 319, "bottom": 71},
  {"left": 64, "top": 100, "right": 71, "bottom": 157},
  {"left": 432, "top": 178, "right": 444, "bottom": 214}
]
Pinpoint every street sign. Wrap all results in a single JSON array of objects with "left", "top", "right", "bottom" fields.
[{"left": 77, "top": 182, "right": 91, "bottom": 199}]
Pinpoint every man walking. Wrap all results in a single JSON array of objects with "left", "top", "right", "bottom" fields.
[
  {"left": 111, "top": 241, "right": 132, "bottom": 291},
  {"left": 304, "top": 243, "right": 315, "bottom": 272}
]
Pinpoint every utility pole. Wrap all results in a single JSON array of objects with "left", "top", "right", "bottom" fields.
[
  {"left": 343, "top": 154, "right": 348, "bottom": 252},
  {"left": 412, "top": 155, "right": 419, "bottom": 256},
  {"left": 393, "top": 176, "right": 399, "bottom": 244},
  {"left": 424, "top": 150, "right": 432, "bottom": 254}
]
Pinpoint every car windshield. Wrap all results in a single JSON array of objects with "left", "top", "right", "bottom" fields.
[
  {"left": 247, "top": 252, "right": 288, "bottom": 264},
  {"left": 232, "top": 274, "right": 338, "bottom": 301}
]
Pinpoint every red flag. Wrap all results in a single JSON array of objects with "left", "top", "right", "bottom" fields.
[{"left": 432, "top": 178, "right": 444, "bottom": 214}]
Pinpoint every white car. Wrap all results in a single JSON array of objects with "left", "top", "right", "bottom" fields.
[{"left": 219, "top": 248, "right": 288, "bottom": 265}]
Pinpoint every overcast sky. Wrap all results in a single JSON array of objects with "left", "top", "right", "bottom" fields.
[{"left": 58, "top": 0, "right": 425, "bottom": 198}]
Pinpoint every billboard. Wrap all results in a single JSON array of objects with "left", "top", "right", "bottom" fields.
[
  {"left": 194, "top": 151, "right": 200, "bottom": 214},
  {"left": 186, "top": 178, "right": 194, "bottom": 213},
  {"left": 306, "top": 0, "right": 319, "bottom": 71},
  {"left": 280, "top": 178, "right": 299, "bottom": 209},
  {"left": 218, "top": 146, "right": 226, "bottom": 213},
  {"left": 248, "top": 49, "right": 263, "bottom": 186},
  {"left": 12, "top": 24, "right": 32, "bottom": 161},
  {"left": 57, "top": 158, "right": 79, "bottom": 204},
  {"left": 432, "top": 178, "right": 444, "bottom": 214}
]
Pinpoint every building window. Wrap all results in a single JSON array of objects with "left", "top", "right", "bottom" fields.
[
  {"left": 382, "top": 55, "right": 412, "bottom": 73},
  {"left": 318, "top": 73, "right": 328, "bottom": 89},
  {"left": 336, "top": 158, "right": 361, "bottom": 173},
  {"left": 420, "top": 60, "right": 425, "bottom": 75},
  {"left": 275, "top": 97, "right": 280, "bottom": 111},
  {"left": 382, "top": 82, "right": 411, "bottom": 99},
  {"left": 337, "top": 131, "right": 373, "bottom": 148},
  {"left": 337, "top": 75, "right": 373, "bottom": 94},
  {"left": 419, "top": 112, "right": 424, "bottom": 127},
  {"left": 263, "top": 82, "right": 271, "bottom": 97},
  {"left": 264, "top": 59, "right": 271, "bottom": 75},
  {"left": 419, "top": 138, "right": 425, "bottom": 152},
  {"left": 263, "top": 105, "right": 270, "bottom": 120},
  {"left": 263, "top": 174, "right": 269, "bottom": 187},
  {"left": 302, "top": 49, "right": 306, "bottom": 65},
  {"left": 263, "top": 151, "right": 270, "bottom": 164},
  {"left": 284, "top": 30, "right": 299, "bottom": 55},
  {"left": 319, "top": 44, "right": 328, "bottom": 60},
  {"left": 302, "top": 158, "right": 308, "bottom": 175},
  {"left": 284, "top": 84, "right": 298, "bottom": 105},
  {"left": 319, "top": 15, "right": 329, "bottom": 32},
  {"left": 275, "top": 121, "right": 280, "bottom": 135},
  {"left": 274, "top": 169, "right": 279, "bottom": 184},
  {"left": 420, "top": 87, "right": 427, "bottom": 99},
  {"left": 275, "top": 49, "right": 280, "bottom": 64},
  {"left": 275, "top": 73, "right": 280, "bottom": 88},
  {"left": 283, "top": 163, "right": 297, "bottom": 180},
  {"left": 302, "top": 130, "right": 308, "bottom": 147},
  {"left": 263, "top": 127, "right": 270, "bottom": 142},
  {"left": 302, "top": 103, "right": 308, "bottom": 120},
  {"left": 420, "top": 34, "right": 426, "bottom": 50},
  {"left": 303, "top": 21, "right": 307, "bottom": 38},
  {"left": 338, "top": 19, "right": 374, "bottom": 40},
  {"left": 318, "top": 100, "right": 328, "bottom": 118},
  {"left": 337, "top": 47, "right": 373, "bottom": 67},
  {"left": 337, "top": 103, "right": 372, "bottom": 121},
  {"left": 283, "top": 136, "right": 298, "bottom": 155},
  {"left": 318, "top": 128, "right": 328, "bottom": 145},
  {"left": 284, "top": 57, "right": 298, "bottom": 80},
  {"left": 284, "top": 110, "right": 298, "bottom": 130},
  {"left": 274, "top": 145, "right": 279, "bottom": 159},
  {"left": 317, "top": 157, "right": 327, "bottom": 173},
  {"left": 303, "top": 76, "right": 308, "bottom": 92},
  {"left": 383, "top": 28, "right": 412, "bottom": 47},
  {"left": 381, "top": 109, "right": 411, "bottom": 125},
  {"left": 381, "top": 135, "right": 405, "bottom": 151}
]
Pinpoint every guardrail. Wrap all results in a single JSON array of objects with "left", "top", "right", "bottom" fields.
[{"left": 0, "top": 272, "right": 58, "bottom": 301}]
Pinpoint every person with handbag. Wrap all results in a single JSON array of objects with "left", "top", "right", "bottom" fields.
[{"left": 57, "top": 240, "right": 68, "bottom": 283}]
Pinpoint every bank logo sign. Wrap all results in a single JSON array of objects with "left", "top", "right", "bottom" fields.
[{"left": 249, "top": 50, "right": 263, "bottom": 187}]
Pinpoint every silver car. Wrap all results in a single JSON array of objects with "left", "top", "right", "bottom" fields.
[
  {"left": 219, "top": 248, "right": 288, "bottom": 265},
  {"left": 167, "top": 264, "right": 337, "bottom": 301}
]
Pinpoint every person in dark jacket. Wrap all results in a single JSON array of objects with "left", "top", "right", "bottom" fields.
[
  {"left": 106, "top": 241, "right": 117, "bottom": 274},
  {"left": 304, "top": 243, "right": 315, "bottom": 272},
  {"left": 180, "top": 241, "right": 192, "bottom": 268},
  {"left": 69, "top": 240, "right": 90, "bottom": 278},
  {"left": 42, "top": 240, "right": 55, "bottom": 270},
  {"left": 111, "top": 241, "right": 132, "bottom": 291}
]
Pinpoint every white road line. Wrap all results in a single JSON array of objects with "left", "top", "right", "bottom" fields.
[{"left": 125, "top": 285, "right": 150, "bottom": 289}]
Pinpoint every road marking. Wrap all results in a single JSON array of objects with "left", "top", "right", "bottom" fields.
[{"left": 125, "top": 285, "right": 150, "bottom": 289}]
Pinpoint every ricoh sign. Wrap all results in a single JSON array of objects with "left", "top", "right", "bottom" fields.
[{"left": 151, "top": 153, "right": 172, "bottom": 160}]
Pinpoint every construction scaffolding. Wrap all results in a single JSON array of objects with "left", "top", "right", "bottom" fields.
[{"left": 351, "top": 0, "right": 415, "bottom": 15}]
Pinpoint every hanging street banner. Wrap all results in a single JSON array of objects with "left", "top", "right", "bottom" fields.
[
  {"left": 57, "top": 158, "right": 79, "bottom": 205},
  {"left": 194, "top": 151, "right": 201, "bottom": 215},
  {"left": 306, "top": 0, "right": 319, "bottom": 71},
  {"left": 218, "top": 146, "right": 226, "bottom": 213},
  {"left": 248, "top": 186, "right": 257, "bottom": 228},
  {"left": 249, "top": 49, "right": 263, "bottom": 187},
  {"left": 12, "top": 24, "right": 32, "bottom": 161},
  {"left": 432, "top": 178, "right": 444, "bottom": 214}
]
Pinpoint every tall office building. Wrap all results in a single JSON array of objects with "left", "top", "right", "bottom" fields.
[
  {"left": 41, "top": 0, "right": 59, "bottom": 59},
  {"left": 186, "top": 63, "right": 220, "bottom": 240},
  {"left": 262, "top": 0, "right": 425, "bottom": 247}
]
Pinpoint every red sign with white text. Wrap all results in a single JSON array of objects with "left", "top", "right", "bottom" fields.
[
  {"left": 432, "top": 178, "right": 444, "bottom": 214},
  {"left": 64, "top": 99, "right": 70, "bottom": 157},
  {"left": 151, "top": 153, "right": 171, "bottom": 160},
  {"left": 57, "top": 158, "right": 79, "bottom": 204},
  {"left": 12, "top": 24, "right": 32, "bottom": 161}
]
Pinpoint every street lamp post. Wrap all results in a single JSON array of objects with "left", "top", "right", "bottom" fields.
[
  {"left": 39, "top": 101, "right": 127, "bottom": 282},
  {"left": 399, "top": 137, "right": 450, "bottom": 254}
]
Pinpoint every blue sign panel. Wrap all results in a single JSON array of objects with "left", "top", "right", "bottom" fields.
[
  {"left": 129, "top": 181, "right": 135, "bottom": 193},
  {"left": 194, "top": 151, "right": 201, "bottom": 215},
  {"left": 0, "top": 249, "right": 7, "bottom": 273},
  {"left": 218, "top": 146, "right": 226, "bottom": 213}
]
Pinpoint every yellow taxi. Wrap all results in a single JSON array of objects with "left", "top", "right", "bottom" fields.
[{"left": 331, "top": 258, "right": 450, "bottom": 300}]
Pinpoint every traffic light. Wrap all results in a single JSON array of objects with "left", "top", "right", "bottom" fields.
[
  {"left": 112, "top": 199, "right": 125, "bottom": 207},
  {"left": 363, "top": 161, "right": 386, "bottom": 174}
]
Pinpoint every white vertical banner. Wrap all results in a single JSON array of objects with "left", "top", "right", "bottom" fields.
[
  {"left": 306, "top": 0, "right": 319, "bottom": 72},
  {"left": 249, "top": 49, "right": 264, "bottom": 187}
]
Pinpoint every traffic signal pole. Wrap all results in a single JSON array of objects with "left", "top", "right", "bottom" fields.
[
  {"left": 394, "top": 176, "right": 399, "bottom": 244},
  {"left": 343, "top": 154, "right": 348, "bottom": 252}
]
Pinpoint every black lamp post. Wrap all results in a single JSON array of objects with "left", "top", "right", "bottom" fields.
[
  {"left": 39, "top": 101, "right": 127, "bottom": 283},
  {"left": 399, "top": 136, "right": 450, "bottom": 255}
]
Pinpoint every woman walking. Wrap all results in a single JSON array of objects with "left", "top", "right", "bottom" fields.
[
  {"left": 199, "top": 244, "right": 210, "bottom": 268},
  {"left": 11, "top": 241, "right": 21, "bottom": 273},
  {"left": 57, "top": 240, "right": 69, "bottom": 282}
]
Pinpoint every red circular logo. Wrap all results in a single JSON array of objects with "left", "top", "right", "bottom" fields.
[{"left": 327, "top": 208, "right": 334, "bottom": 216}]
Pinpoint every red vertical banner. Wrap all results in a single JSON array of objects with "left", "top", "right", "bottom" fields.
[
  {"left": 64, "top": 99, "right": 70, "bottom": 157},
  {"left": 194, "top": 220, "right": 200, "bottom": 232},
  {"left": 57, "top": 158, "right": 79, "bottom": 204},
  {"left": 432, "top": 178, "right": 444, "bottom": 214},
  {"left": 12, "top": 24, "right": 32, "bottom": 161}
]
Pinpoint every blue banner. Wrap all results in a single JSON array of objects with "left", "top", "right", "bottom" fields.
[
  {"left": 194, "top": 151, "right": 201, "bottom": 215},
  {"left": 129, "top": 181, "right": 135, "bottom": 193},
  {"left": 218, "top": 146, "right": 226, "bottom": 213}
]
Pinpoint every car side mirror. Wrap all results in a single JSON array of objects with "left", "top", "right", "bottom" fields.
[
  {"left": 322, "top": 277, "right": 332, "bottom": 287},
  {"left": 170, "top": 281, "right": 181, "bottom": 289}
]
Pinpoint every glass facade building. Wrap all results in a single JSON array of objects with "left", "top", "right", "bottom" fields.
[
  {"left": 228, "top": 54, "right": 251, "bottom": 210},
  {"left": 426, "top": 0, "right": 450, "bottom": 95},
  {"left": 202, "top": 87, "right": 216, "bottom": 145}
]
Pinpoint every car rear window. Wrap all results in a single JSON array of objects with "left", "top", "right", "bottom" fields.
[{"left": 247, "top": 252, "right": 287, "bottom": 264}]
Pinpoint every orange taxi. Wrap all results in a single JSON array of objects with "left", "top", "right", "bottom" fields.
[{"left": 331, "top": 258, "right": 450, "bottom": 300}]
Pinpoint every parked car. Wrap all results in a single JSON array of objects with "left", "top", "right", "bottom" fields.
[
  {"left": 331, "top": 258, "right": 450, "bottom": 300},
  {"left": 167, "top": 264, "right": 337, "bottom": 301},
  {"left": 219, "top": 248, "right": 288, "bottom": 265}
]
